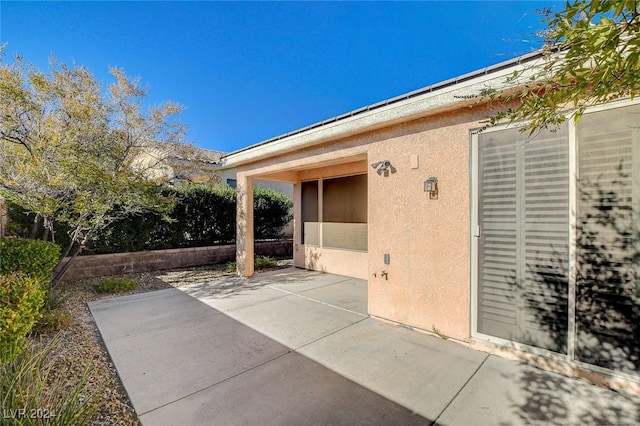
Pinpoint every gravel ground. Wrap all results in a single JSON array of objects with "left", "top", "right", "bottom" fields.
[{"left": 31, "top": 261, "right": 290, "bottom": 425}]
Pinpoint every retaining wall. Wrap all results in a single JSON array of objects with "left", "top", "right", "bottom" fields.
[{"left": 61, "top": 240, "right": 293, "bottom": 281}]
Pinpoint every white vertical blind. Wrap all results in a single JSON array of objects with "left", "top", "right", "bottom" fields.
[
  {"left": 576, "top": 104, "right": 640, "bottom": 374},
  {"left": 478, "top": 125, "right": 569, "bottom": 353}
]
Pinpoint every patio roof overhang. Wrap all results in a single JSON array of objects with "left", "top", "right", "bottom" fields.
[
  {"left": 232, "top": 50, "right": 548, "bottom": 278},
  {"left": 244, "top": 154, "right": 369, "bottom": 183},
  {"left": 223, "top": 51, "right": 546, "bottom": 168}
]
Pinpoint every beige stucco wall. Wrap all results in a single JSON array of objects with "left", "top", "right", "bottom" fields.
[
  {"left": 303, "top": 246, "right": 368, "bottom": 279},
  {"left": 234, "top": 106, "right": 489, "bottom": 341},
  {"left": 366, "top": 111, "right": 476, "bottom": 341}
]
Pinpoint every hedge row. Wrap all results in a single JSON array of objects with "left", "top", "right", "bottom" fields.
[{"left": 7, "top": 184, "right": 293, "bottom": 255}]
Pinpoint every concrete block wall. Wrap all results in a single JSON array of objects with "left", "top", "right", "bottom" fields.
[{"left": 61, "top": 240, "right": 293, "bottom": 281}]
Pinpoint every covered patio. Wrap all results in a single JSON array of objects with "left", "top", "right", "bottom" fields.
[
  {"left": 89, "top": 267, "right": 640, "bottom": 425},
  {"left": 235, "top": 153, "right": 369, "bottom": 280}
]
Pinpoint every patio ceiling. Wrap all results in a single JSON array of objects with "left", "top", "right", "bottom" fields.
[{"left": 250, "top": 155, "right": 368, "bottom": 183}]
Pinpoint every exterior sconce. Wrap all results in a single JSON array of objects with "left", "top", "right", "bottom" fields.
[
  {"left": 371, "top": 160, "right": 392, "bottom": 175},
  {"left": 424, "top": 176, "right": 438, "bottom": 199}
]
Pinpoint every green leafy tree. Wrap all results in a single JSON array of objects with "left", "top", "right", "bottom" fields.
[
  {"left": 490, "top": 0, "right": 640, "bottom": 132},
  {"left": 0, "top": 51, "right": 186, "bottom": 285}
]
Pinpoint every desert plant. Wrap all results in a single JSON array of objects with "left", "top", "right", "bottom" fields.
[
  {"left": 226, "top": 261, "right": 237, "bottom": 273},
  {"left": 33, "top": 288, "right": 73, "bottom": 334},
  {"left": 33, "top": 309, "right": 73, "bottom": 335},
  {"left": 0, "top": 54, "right": 186, "bottom": 286},
  {"left": 1, "top": 335, "right": 101, "bottom": 425},
  {"left": 255, "top": 256, "right": 278, "bottom": 270},
  {"left": 227, "top": 256, "right": 278, "bottom": 273},
  {"left": 94, "top": 277, "right": 137, "bottom": 293},
  {"left": 40, "top": 287, "right": 68, "bottom": 313},
  {"left": 4, "top": 202, "right": 74, "bottom": 249}
]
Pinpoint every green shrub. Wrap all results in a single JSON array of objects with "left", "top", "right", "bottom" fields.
[
  {"left": 0, "top": 238, "right": 60, "bottom": 281},
  {"left": 84, "top": 209, "right": 170, "bottom": 254},
  {"left": 7, "top": 185, "right": 292, "bottom": 256},
  {"left": 94, "top": 277, "right": 137, "bottom": 293},
  {"left": 0, "top": 274, "right": 45, "bottom": 363},
  {"left": 227, "top": 256, "right": 278, "bottom": 273},
  {"left": 84, "top": 184, "right": 292, "bottom": 254},
  {"left": 255, "top": 255, "right": 278, "bottom": 270},
  {"left": 1, "top": 335, "right": 101, "bottom": 425},
  {"left": 171, "top": 184, "right": 237, "bottom": 246},
  {"left": 254, "top": 188, "right": 293, "bottom": 240}
]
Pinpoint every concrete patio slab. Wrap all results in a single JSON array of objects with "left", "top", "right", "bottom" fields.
[
  {"left": 297, "top": 278, "right": 368, "bottom": 315},
  {"left": 436, "top": 355, "right": 640, "bottom": 426},
  {"left": 89, "top": 289, "right": 290, "bottom": 415},
  {"left": 260, "top": 268, "right": 353, "bottom": 292},
  {"left": 298, "top": 318, "right": 488, "bottom": 420},
  {"left": 89, "top": 288, "right": 214, "bottom": 339},
  {"left": 91, "top": 268, "right": 640, "bottom": 426},
  {"left": 222, "top": 293, "right": 367, "bottom": 349},
  {"left": 180, "top": 281, "right": 289, "bottom": 312},
  {"left": 139, "top": 351, "right": 430, "bottom": 426}
]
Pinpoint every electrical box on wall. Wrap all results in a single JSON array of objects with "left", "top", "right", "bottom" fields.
[{"left": 410, "top": 155, "right": 419, "bottom": 169}]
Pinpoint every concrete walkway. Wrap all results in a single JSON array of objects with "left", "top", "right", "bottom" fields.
[{"left": 89, "top": 268, "right": 640, "bottom": 425}]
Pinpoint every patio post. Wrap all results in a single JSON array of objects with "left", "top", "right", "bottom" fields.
[{"left": 236, "top": 173, "right": 255, "bottom": 277}]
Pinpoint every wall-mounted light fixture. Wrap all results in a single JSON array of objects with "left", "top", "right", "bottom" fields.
[
  {"left": 424, "top": 176, "right": 438, "bottom": 199},
  {"left": 371, "top": 160, "right": 392, "bottom": 175}
]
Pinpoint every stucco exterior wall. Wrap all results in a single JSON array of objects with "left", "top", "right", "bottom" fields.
[
  {"left": 234, "top": 106, "right": 489, "bottom": 341},
  {"left": 293, "top": 161, "right": 369, "bottom": 278},
  {"left": 303, "top": 246, "right": 368, "bottom": 279},
  {"left": 366, "top": 111, "right": 477, "bottom": 341}
]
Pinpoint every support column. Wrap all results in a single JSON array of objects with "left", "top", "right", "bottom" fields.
[
  {"left": 236, "top": 173, "right": 254, "bottom": 277},
  {"left": 293, "top": 182, "right": 304, "bottom": 267}
]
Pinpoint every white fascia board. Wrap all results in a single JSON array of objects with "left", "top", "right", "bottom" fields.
[{"left": 224, "top": 58, "right": 543, "bottom": 167}]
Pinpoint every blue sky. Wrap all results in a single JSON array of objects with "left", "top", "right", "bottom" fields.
[{"left": 1, "top": 1, "right": 562, "bottom": 153}]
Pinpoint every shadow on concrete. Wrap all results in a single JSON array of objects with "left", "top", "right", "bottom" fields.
[
  {"left": 504, "top": 360, "right": 632, "bottom": 426},
  {"left": 89, "top": 287, "right": 431, "bottom": 426},
  {"left": 162, "top": 266, "right": 348, "bottom": 301}
]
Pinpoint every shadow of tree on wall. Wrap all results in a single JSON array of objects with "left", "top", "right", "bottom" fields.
[
  {"left": 305, "top": 247, "right": 327, "bottom": 274},
  {"left": 499, "top": 165, "right": 640, "bottom": 424}
]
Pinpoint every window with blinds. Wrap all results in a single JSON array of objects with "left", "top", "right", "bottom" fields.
[
  {"left": 576, "top": 104, "right": 640, "bottom": 374},
  {"left": 477, "top": 125, "right": 569, "bottom": 353}
]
